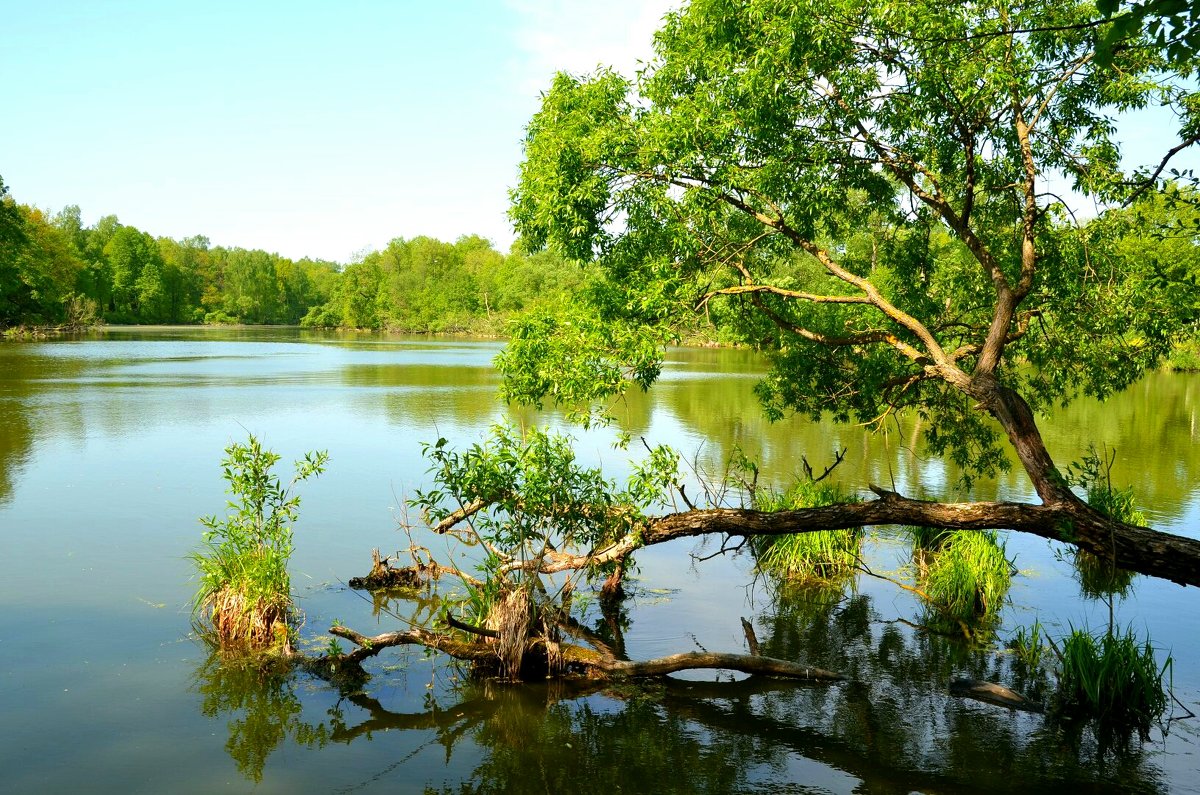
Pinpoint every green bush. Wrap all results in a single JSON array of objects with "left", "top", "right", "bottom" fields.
[
  {"left": 1166, "top": 336, "right": 1200, "bottom": 371},
  {"left": 191, "top": 435, "right": 327, "bottom": 651}
]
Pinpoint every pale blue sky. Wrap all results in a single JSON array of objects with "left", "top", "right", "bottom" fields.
[
  {"left": 1, "top": 0, "right": 673, "bottom": 260},
  {"left": 1, "top": 1, "right": 1194, "bottom": 262}
]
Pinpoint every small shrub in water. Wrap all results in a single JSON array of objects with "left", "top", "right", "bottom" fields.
[
  {"left": 919, "top": 530, "right": 1012, "bottom": 626},
  {"left": 750, "top": 480, "right": 862, "bottom": 582},
  {"left": 1055, "top": 626, "right": 1171, "bottom": 740},
  {"left": 191, "top": 435, "right": 328, "bottom": 651}
]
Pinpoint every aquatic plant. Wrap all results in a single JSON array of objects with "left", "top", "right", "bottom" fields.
[
  {"left": 750, "top": 480, "right": 862, "bottom": 582},
  {"left": 1008, "top": 620, "right": 1051, "bottom": 669},
  {"left": 1054, "top": 625, "right": 1172, "bottom": 740},
  {"left": 918, "top": 530, "right": 1012, "bottom": 626},
  {"left": 191, "top": 435, "right": 328, "bottom": 651},
  {"left": 1065, "top": 445, "right": 1143, "bottom": 599}
]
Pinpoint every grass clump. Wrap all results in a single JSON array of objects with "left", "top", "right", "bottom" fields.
[
  {"left": 918, "top": 530, "right": 1012, "bottom": 627},
  {"left": 750, "top": 479, "right": 862, "bottom": 582},
  {"left": 1055, "top": 626, "right": 1172, "bottom": 740},
  {"left": 1008, "top": 620, "right": 1051, "bottom": 669},
  {"left": 191, "top": 435, "right": 328, "bottom": 652}
]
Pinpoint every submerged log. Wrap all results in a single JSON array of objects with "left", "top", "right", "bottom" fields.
[{"left": 949, "top": 678, "right": 1043, "bottom": 713}]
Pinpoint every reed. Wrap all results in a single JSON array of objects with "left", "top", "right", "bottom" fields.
[
  {"left": 918, "top": 530, "right": 1012, "bottom": 625},
  {"left": 750, "top": 480, "right": 862, "bottom": 582},
  {"left": 1008, "top": 620, "right": 1051, "bottom": 669},
  {"left": 1055, "top": 626, "right": 1171, "bottom": 740}
]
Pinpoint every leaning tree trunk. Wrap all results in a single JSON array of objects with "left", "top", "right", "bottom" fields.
[{"left": 977, "top": 377, "right": 1200, "bottom": 587}]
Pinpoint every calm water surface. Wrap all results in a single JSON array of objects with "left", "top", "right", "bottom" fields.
[{"left": 2, "top": 326, "right": 1199, "bottom": 793}]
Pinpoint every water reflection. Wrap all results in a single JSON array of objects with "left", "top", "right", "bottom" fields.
[
  {"left": 0, "top": 394, "right": 32, "bottom": 504},
  {"left": 3, "top": 330, "right": 1196, "bottom": 791},
  {"left": 192, "top": 654, "right": 330, "bottom": 783},
  {"left": 3, "top": 332, "right": 1200, "bottom": 523},
  {"left": 197, "top": 584, "right": 1168, "bottom": 792}
]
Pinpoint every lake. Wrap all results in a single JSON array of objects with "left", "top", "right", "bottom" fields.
[{"left": 1, "top": 326, "right": 1198, "bottom": 793}]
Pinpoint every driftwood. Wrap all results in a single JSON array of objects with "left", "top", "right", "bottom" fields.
[
  {"left": 949, "top": 678, "right": 1043, "bottom": 713},
  {"left": 326, "top": 623, "right": 844, "bottom": 683},
  {"left": 348, "top": 548, "right": 481, "bottom": 590}
]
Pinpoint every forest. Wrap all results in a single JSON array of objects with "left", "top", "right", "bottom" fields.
[{"left": 0, "top": 175, "right": 584, "bottom": 335}]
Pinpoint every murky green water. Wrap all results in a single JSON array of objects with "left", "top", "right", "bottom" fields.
[{"left": 1, "top": 327, "right": 1198, "bottom": 793}]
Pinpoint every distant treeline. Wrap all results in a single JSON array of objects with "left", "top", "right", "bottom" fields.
[
  {"left": 0, "top": 175, "right": 583, "bottom": 333},
  {"left": 300, "top": 235, "right": 586, "bottom": 333}
]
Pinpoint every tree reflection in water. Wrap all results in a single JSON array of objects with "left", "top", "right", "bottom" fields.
[{"left": 194, "top": 586, "right": 1168, "bottom": 793}]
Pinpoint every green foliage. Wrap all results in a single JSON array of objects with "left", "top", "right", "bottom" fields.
[
  {"left": 749, "top": 480, "right": 863, "bottom": 582},
  {"left": 505, "top": 0, "right": 1199, "bottom": 485},
  {"left": 1055, "top": 625, "right": 1172, "bottom": 740},
  {"left": 1097, "top": 0, "right": 1200, "bottom": 66},
  {"left": 917, "top": 530, "right": 1013, "bottom": 629},
  {"left": 1166, "top": 336, "right": 1200, "bottom": 371},
  {"left": 191, "top": 435, "right": 328, "bottom": 650},
  {"left": 497, "top": 300, "right": 675, "bottom": 422},
  {"left": 301, "top": 236, "right": 588, "bottom": 334},
  {"left": 411, "top": 423, "right": 679, "bottom": 564}
]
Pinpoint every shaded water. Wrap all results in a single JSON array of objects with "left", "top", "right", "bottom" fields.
[{"left": 1, "top": 327, "right": 1199, "bottom": 793}]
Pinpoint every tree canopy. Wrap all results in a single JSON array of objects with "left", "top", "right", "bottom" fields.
[{"left": 502, "top": 0, "right": 1200, "bottom": 583}]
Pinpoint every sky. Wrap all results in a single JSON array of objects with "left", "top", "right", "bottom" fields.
[
  {"left": 1, "top": 0, "right": 676, "bottom": 262},
  {"left": 0, "top": 0, "right": 1194, "bottom": 263}
]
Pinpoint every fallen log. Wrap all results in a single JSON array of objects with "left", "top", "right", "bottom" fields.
[{"left": 327, "top": 624, "right": 844, "bottom": 682}]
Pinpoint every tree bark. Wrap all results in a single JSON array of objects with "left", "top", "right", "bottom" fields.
[{"left": 637, "top": 497, "right": 1200, "bottom": 587}]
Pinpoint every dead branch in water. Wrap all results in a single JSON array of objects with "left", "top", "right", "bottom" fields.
[{"left": 325, "top": 622, "right": 844, "bottom": 682}]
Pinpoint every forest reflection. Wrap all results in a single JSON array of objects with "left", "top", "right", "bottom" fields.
[
  {"left": 3, "top": 338, "right": 1199, "bottom": 522},
  {"left": 195, "top": 585, "right": 1168, "bottom": 792}
]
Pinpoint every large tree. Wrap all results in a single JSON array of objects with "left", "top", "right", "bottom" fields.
[{"left": 502, "top": 0, "right": 1200, "bottom": 585}]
